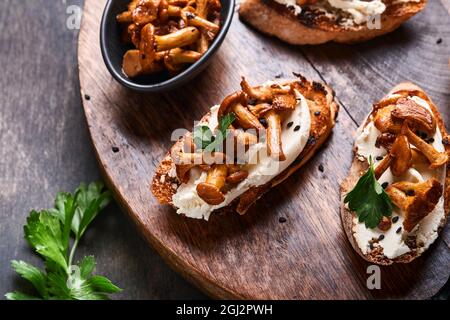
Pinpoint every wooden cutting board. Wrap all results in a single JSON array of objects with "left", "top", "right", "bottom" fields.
[{"left": 78, "top": 0, "right": 450, "bottom": 299}]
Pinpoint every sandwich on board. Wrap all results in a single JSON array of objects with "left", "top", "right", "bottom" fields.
[
  {"left": 152, "top": 75, "right": 338, "bottom": 220},
  {"left": 239, "top": 0, "right": 427, "bottom": 45},
  {"left": 341, "top": 83, "right": 449, "bottom": 265}
]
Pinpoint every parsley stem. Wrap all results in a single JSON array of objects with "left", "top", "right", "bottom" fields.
[{"left": 68, "top": 237, "right": 79, "bottom": 270}]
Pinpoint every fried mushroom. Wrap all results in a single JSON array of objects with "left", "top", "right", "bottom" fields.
[
  {"left": 196, "top": 164, "right": 228, "bottom": 205},
  {"left": 385, "top": 179, "right": 443, "bottom": 232}
]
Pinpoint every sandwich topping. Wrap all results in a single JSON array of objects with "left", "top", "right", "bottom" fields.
[
  {"left": 346, "top": 90, "right": 448, "bottom": 259},
  {"left": 170, "top": 79, "right": 312, "bottom": 220},
  {"left": 273, "top": 0, "right": 420, "bottom": 26}
]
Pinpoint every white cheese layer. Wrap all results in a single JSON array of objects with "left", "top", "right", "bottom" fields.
[
  {"left": 274, "top": 0, "right": 419, "bottom": 25},
  {"left": 353, "top": 95, "right": 447, "bottom": 259},
  {"left": 327, "top": 0, "right": 386, "bottom": 24},
  {"left": 172, "top": 89, "right": 312, "bottom": 220}
]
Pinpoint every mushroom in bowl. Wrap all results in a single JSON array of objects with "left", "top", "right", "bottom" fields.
[{"left": 100, "top": 0, "right": 235, "bottom": 92}]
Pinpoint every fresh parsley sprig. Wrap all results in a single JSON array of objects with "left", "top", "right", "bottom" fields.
[
  {"left": 193, "top": 113, "right": 236, "bottom": 152},
  {"left": 6, "top": 182, "right": 121, "bottom": 300},
  {"left": 344, "top": 159, "right": 393, "bottom": 229}
]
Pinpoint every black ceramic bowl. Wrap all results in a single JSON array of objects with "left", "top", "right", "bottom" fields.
[{"left": 100, "top": 0, "right": 235, "bottom": 92}]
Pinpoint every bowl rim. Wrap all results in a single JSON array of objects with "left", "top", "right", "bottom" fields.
[{"left": 100, "top": 0, "right": 235, "bottom": 92}]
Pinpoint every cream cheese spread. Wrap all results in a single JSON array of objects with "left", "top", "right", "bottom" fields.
[
  {"left": 352, "top": 95, "right": 446, "bottom": 259},
  {"left": 172, "top": 88, "right": 312, "bottom": 220}
]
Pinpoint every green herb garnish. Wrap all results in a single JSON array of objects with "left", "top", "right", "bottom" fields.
[
  {"left": 6, "top": 182, "right": 121, "bottom": 300},
  {"left": 193, "top": 113, "right": 236, "bottom": 152},
  {"left": 344, "top": 159, "right": 393, "bottom": 229}
]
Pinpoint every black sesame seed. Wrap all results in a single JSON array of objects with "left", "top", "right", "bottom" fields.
[
  {"left": 406, "top": 190, "right": 415, "bottom": 196},
  {"left": 369, "top": 243, "right": 374, "bottom": 250},
  {"left": 378, "top": 234, "right": 385, "bottom": 241},
  {"left": 427, "top": 138, "right": 435, "bottom": 144},
  {"left": 437, "top": 38, "right": 443, "bottom": 44},
  {"left": 287, "top": 121, "right": 294, "bottom": 128},
  {"left": 381, "top": 182, "right": 389, "bottom": 189},
  {"left": 84, "top": 94, "right": 91, "bottom": 100},
  {"left": 396, "top": 227, "right": 402, "bottom": 234},
  {"left": 417, "top": 131, "right": 428, "bottom": 139},
  {"left": 259, "top": 118, "right": 267, "bottom": 127},
  {"left": 314, "top": 111, "right": 321, "bottom": 116},
  {"left": 279, "top": 217, "right": 287, "bottom": 223},
  {"left": 112, "top": 146, "right": 119, "bottom": 153},
  {"left": 392, "top": 216, "right": 399, "bottom": 223},
  {"left": 294, "top": 125, "right": 301, "bottom": 132},
  {"left": 275, "top": 73, "right": 283, "bottom": 79},
  {"left": 376, "top": 156, "right": 383, "bottom": 161},
  {"left": 318, "top": 164, "right": 324, "bottom": 172}
]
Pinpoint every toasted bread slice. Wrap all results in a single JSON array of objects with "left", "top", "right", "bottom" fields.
[
  {"left": 152, "top": 75, "right": 339, "bottom": 219},
  {"left": 340, "top": 83, "right": 450, "bottom": 265},
  {"left": 239, "top": 0, "right": 427, "bottom": 45}
]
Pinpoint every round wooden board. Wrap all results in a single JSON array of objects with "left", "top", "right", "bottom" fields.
[{"left": 78, "top": 0, "right": 450, "bottom": 299}]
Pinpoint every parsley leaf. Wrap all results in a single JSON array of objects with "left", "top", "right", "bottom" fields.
[
  {"left": 6, "top": 182, "right": 121, "bottom": 300},
  {"left": 344, "top": 160, "right": 393, "bottom": 229},
  {"left": 193, "top": 125, "right": 213, "bottom": 150},
  {"left": 10, "top": 260, "right": 48, "bottom": 298},
  {"left": 193, "top": 113, "right": 236, "bottom": 152}
]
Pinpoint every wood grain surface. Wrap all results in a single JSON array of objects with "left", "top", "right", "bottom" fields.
[
  {"left": 0, "top": 0, "right": 205, "bottom": 300},
  {"left": 78, "top": 0, "right": 450, "bottom": 299}
]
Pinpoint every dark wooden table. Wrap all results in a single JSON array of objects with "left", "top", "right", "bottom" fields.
[
  {"left": 1, "top": 0, "right": 449, "bottom": 300},
  {"left": 0, "top": 0, "right": 205, "bottom": 300}
]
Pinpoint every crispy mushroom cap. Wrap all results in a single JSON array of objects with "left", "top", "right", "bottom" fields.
[
  {"left": 375, "top": 133, "right": 397, "bottom": 151},
  {"left": 390, "top": 135, "right": 412, "bottom": 177},
  {"left": 373, "top": 105, "right": 402, "bottom": 134},
  {"left": 196, "top": 164, "right": 228, "bottom": 205},
  {"left": 386, "top": 179, "right": 443, "bottom": 232},
  {"left": 226, "top": 170, "right": 249, "bottom": 184},
  {"left": 218, "top": 91, "right": 264, "bottom": 130},
  {"left": 240, "top": 77, "right": 290, "bottom": 102},
  {"left": 218, "top": 91, "right": 248, "bottom": 118},
  {"left": 392, "top": 98, "right": 436, "bottom": 135},
  {"left": 132, "top": 0, "right": 160, "bottom": 25},
  {"left": 272, "top": 93, "right": 297, "bottom": 112}
]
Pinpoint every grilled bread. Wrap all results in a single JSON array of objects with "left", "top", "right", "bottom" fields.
[
  {"left": 341, "top": 83, "right": 449, "bottom": 265},
  {"left": 239, "top": 0, "right": 427, "bottom": 45},
  {"left": 152, "top": 75, "right": 339, "bottom": 220}
]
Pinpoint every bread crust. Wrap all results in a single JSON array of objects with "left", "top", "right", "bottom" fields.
[
  {"left": 239, "top": 0, "right": 427, "bottom": 45},
  {"left": 151, "top": 75, "right": 339, "bottom": 217},
  {"left": 340, "top": 82, "right": 450, "bottom": 265}
]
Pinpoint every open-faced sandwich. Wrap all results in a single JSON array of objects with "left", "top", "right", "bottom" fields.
[
  {"left": 341, "top": 83, "right": 449, "bottom": 265},
  {"left": 239, "top": 0, "right": 427, "bottom": 45},
  {"left": 152, "top": 75, "right": 339, "bottom": 220}
]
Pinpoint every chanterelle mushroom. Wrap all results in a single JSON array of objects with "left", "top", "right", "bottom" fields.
[
  {"left": 240, "top": 77, "right": 290, "bottom": 102},
  {"left": 264, "top": 110, "right": 286, "bottom": 161},
  {"left": 401, "top": 123, "right": 448, "bottom": 169},
  {"left": 196, "top": 164, "right": 228, "bottom": 205},
  {"left": 385, "top": 178, "right": 443, "bottom": 232},
  {"left": 390, "top": 135, "right": 412, "bottom": 177},
  {"left": 218, "top": 91, "right": 264, "bottom": 130},
  {"left": 373, "top": 105, "right": 402, "bottom": 134},
  {"left": 391, "top": 98, "right": 436, "bottom": 135}
]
